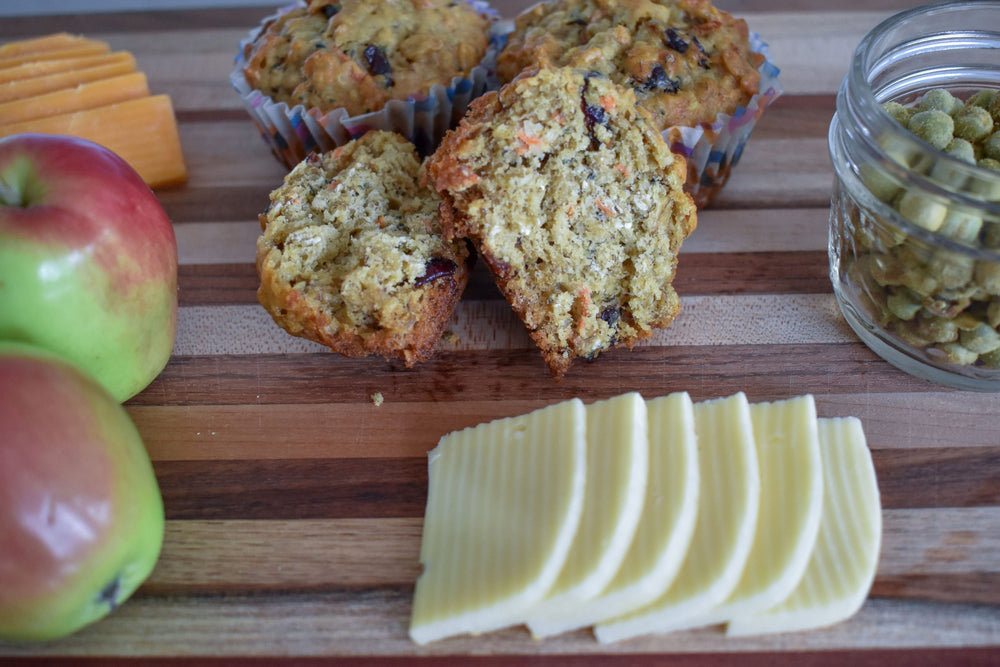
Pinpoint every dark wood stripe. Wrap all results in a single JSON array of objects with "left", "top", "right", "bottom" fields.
[
  {"left": 159, "top": 186, "right": 275, "bottom": 225},
  {"left": 873, "top": 448, "right": 1000, "bottom": 509},
  {"left": 132, "top": 344, "right": 933, "bottom": 408},
  {"left": 5, "top": 647, "right": 999, "bottom": 667},
  {"left": 155, "top": 447, "right": 999, "bottom": 521},
  {"left": 176, "top": 251, "right": 830, "bottom": 307},
  {"left": 156, "top": 458, "right": 428, "bottom": 521},
  {"left": 873, "top": 573, "right": 1000, "bottom": 606},
  {"left": 0, "top": 0, "right": 932, "bottom": 38}
]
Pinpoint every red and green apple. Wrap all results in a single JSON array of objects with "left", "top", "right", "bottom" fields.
[
  {"left": 0, "top": 341, "right": 165, "bottom": 641},
  {"left": 0, "top": 133, "right": 178, "bottom": 402}
]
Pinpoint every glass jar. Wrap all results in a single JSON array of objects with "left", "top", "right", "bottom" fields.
[{"left": 828, "top": 0, "right": 1000, "bottom": 391}]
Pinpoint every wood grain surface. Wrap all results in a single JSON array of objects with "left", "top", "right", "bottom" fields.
[{"left": 2, "top": 1, "right": 999, "bottom": 663}]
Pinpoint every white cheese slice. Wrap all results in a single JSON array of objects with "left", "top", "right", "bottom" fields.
[
  {"left": 726, "top": 416, "right": 882, "bottom": 636},
  {"left": 526, "top": 392, "right": 649, "bottom": 637},
  {"left": 409, "top": 398, "right": 587, "bottom": 645},
  {"left": 527, "top": 392, "right": 698, "bottom": 638},
  {"left": 681, "top": 395, "right": 824, "bottom": 628},
  {"left": 595, "top": 392, "right": 761, "bottom": 643}
]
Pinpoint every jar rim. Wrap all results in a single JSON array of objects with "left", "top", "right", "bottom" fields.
[{"left": 841, "top": 0, "right": 1000, "bottom": 227}]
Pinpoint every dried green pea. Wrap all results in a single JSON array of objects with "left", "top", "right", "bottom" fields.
[
  {"left": 966, "top": 89, "right": 998, "bottom": 111},
  {"left": 928, "top": 252, "right": 975, "bottom": 290},
  {"left": 892, "top": 320, "right": 932, "bottom": 347},
  {"left": 883, "top": 101, "right": 913, "bottom": 127},
  {"left": 986, "top": 300, "right": 1000, "bottom": 329},
  {"left": 896, "top": 190, "right": 948, "bottom": 231},
  {"left": 869, "top": 252, "right": 904, "bottom": 286},
  {"left": 886, "top": 288, "right": 923, "bottom": 320},
  {"left": 980, "top": 347, "right": 1000, "bottom": 368},
  {"left": 907, "top": 109, "right": 954, "bottom": 150},
  {"left": 859, "top": 164, "right": 901, "bottom": 203},
  {"left": 936, "top": 341, "right": 979, "bottom": 365},
  {"left": 914, "top": 314, "right": 959, "bottom": 343},
  {"left": 974, "top": 260, "right": 1000, "bottom": 293},
  {"left": 953, "top": 105, "right": 994, "bottom": 143},
  {"left": 937, "top": 210, "right": 983, "bottom": 243},
  {"left": 959, "top": 322, "right": 1000, "bottom": 354},
  {"left": 918, "top": 88, "right": 962, "bottom": 115},
  {"left": 985, "top": 131, "right": 1000, "bottom": 161}
]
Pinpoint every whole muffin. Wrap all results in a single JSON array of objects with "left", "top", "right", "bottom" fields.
[
  {"left": 257, "top": 130, "right": 471, "bottom": 366},
  {"left": 497, "top": 0, "right": 764, "bottom": 130},
  {"left": 243, "top": 0, "right": 492, "bottom": 117},
  {"left": 425, "top": 67, "right": 697, "bottom": 378}
]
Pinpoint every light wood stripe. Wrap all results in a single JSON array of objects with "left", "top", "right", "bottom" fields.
[
  {"left": 172, "top": 208, "right": 831, "bottom": 266},
  {"left": 129, "top": 393, "right": 1000, "bottom": 463},
  {"left": 139, "top": 507, "right": 999, "bottom": 594},
  {"left": 171, "top": 295, "right": 851, "bottom": 357}
]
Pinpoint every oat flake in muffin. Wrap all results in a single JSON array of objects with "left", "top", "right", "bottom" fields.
[
  {"left": 497, "top": 0, "right": 764, "bottom": 130},
  {"left": 256, "top": 130, "right": 471, "bottom": 366},
  {"left": 243, "top": 0, "right": 492, "bottom": 117}
]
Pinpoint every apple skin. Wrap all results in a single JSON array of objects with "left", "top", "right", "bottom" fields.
[
  {"left": 0, "top": 133, "right": 178, "bottom": 403},
  {"left": 0, "top": 342, "right": 165, "bottom": 641}
]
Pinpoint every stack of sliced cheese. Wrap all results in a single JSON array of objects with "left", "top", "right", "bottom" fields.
[
  {"left": 409, "top": 391, "right": 882, "bottom": 645},
  {"left": 0, "top": 33, "right": 186, "bottom": 188}
]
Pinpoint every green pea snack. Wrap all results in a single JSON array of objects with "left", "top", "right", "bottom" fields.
[{"left": 849, "top": 87, "right": 1000, "bottom": 369}]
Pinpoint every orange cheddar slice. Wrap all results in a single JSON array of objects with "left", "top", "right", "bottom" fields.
[
  {"left": 0, "top": 59, "right": 138, "bottom": 103},
  {"left": 0, "top": 43, "right": 112, "bottom": 70},
  {"left": 0, "top": 95, "right": 188, "bottom": 189},
  {"left": 0, "top": 33, "right": 107, "bottom": 58},
  {"left": 0, "top": 52, "right": 135, "bottom": 85},
  {"left": 0, "top": 72, "right": 149, "bottom": 125}
]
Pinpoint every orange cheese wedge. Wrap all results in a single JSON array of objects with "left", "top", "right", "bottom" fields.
[
  {"left": 0, "top": 52, "right": 135, "bottom": 85},
  {"left": 0, "top": 95, "right": 188, "bottom": 188},
  {"left": 0, "top": 43, "right": 112, "bottom": 70},
  {"left": 0, "top": 72, "right": 148, "bottom": 124},
  {"left": 0, "top": 59, "right": 136, "bottom": 103},
  {"left": 0, "top": 33, "right": 107, "bottom": 58}
]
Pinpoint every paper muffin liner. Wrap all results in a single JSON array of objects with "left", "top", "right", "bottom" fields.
[
  {"left": 230, "top": 0, "right": 505, "bottom": 167},
  {"left": 664, "top": 33, "right": 782, "bottom": 208}
]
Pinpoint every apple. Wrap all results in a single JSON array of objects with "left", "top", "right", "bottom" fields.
[
  {"left": 0, "top": 341, "right": 165, "bottom": 641},
  {"left": 0, "top": 133, "right": 178, "bottom": 403}
]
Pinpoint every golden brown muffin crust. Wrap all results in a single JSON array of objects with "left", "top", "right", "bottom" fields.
[
  {"left": 257, "top": 131, "right": 471, "bottom": 366},
  {"left": 243, "top": 0, "right": 491, "bottom": 116},
  {"left": 426, "top": 67, "right": 696, "bottom": 377},
  {"left": 497, "top": 0, "right": 763, "bottom": 129}
]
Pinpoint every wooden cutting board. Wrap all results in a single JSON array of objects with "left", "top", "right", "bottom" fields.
[{"left": 1, "top": 1, "right": 998, "bottom": 663}]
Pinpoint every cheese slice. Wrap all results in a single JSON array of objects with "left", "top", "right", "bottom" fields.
[
  {"left": 0, "top": 59, "right": 137, "bottom": 104},
  {"left": 0, "top": 72, "right": 149, "bottom": 125},
  {"left": 727, "top": 417, "right": 882, "bottom": 636},
  {"left": 0, "top": 53, "right": 134, "bottom": 85},
  {"left": 680, "top": 395, "right": 824, "bottom": 628},
  {"left": 409, "top": 399, "right": 587, "bottom": 645},
  {"left": 0, "top": 44, "right": 112, "bottom": 70},
  {"left": 594, "top": 392, "right": 760, "bottom": 643},
  {"left": 0, "top": 95, "right": 188, "bottom": 188},
  {"left": 527, "top": 392, "right": 698, "bottom": 638},
  {"left": 525, "top": 392, "right": 649, "bottom": 637},
  {"left": 0, "top": 33, "right": 107, "bottom": 58}
]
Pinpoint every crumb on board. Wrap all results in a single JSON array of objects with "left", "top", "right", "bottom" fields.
[
  {"left": 442, "top": 330, "right": 460, "bottom": 345},
  {"left": 371, "top": 392, "right": 384, "bottom": 406}
]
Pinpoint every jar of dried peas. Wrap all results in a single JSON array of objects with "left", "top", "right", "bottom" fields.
[{"left": 828, "top": 0, "right": 1000, "bottom": 391}]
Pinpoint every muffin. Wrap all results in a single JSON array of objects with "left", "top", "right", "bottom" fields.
[
  {"left": 232, "top": 0, "right": 501, "bottom": 165},
  {"left": 425, "top": 66, "right": 697, "bottom": 378},
  {"left": 496, "top": 0, "right": 780, "bottom": 207},
  {"left": 256, "top": 130, "right": 472, "bottom": 366}
]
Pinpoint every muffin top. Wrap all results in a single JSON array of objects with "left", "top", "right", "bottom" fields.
[
  {"left": 243, "top": 0, "right": 491, "bottom": 116},
  {"left": 497, "top": 0, "right": 763, "bottom": 129},
  {"left": 426, "top": 66, "right": 696, "bottom": 376},
  {"left": 256, "top": 130, "right": 470, "bottom": 356}
]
